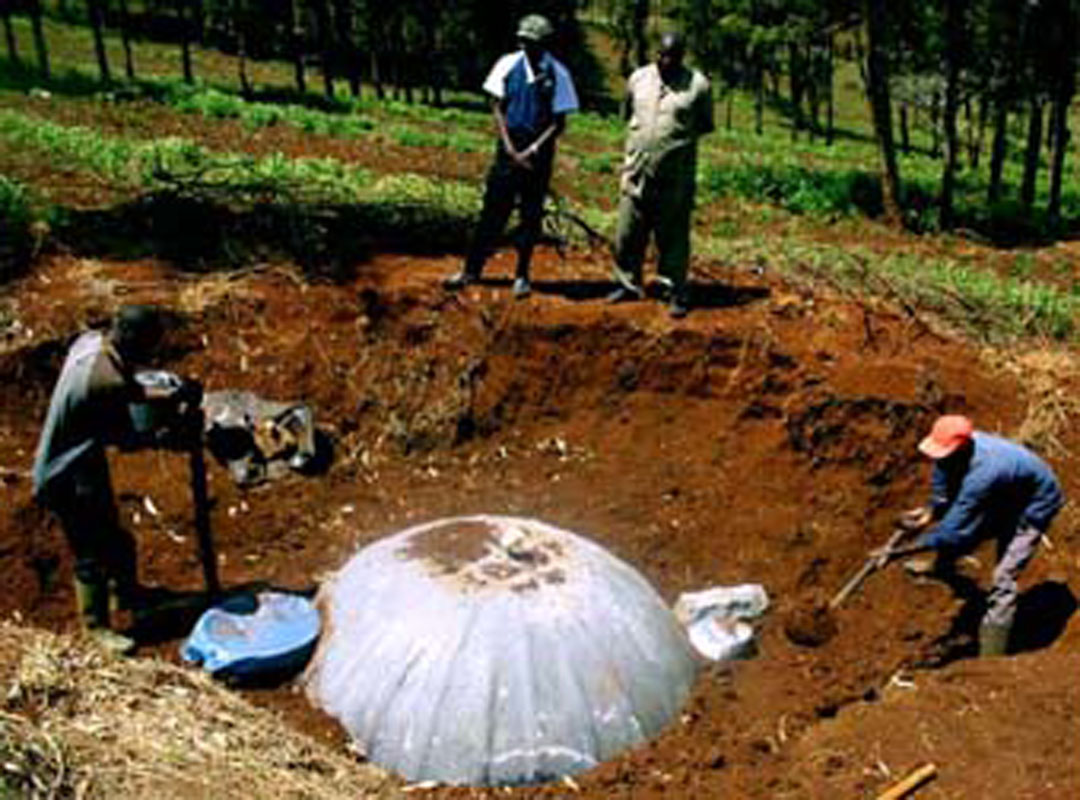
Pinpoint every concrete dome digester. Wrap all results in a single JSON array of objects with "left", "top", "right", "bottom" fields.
[{"left": 303, "top": 515, "right": 698, "bottom": 786}]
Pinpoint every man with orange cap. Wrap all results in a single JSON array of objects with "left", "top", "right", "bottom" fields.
[{"left": 879, "top": 414, "right": 1064, "bottom": 657}]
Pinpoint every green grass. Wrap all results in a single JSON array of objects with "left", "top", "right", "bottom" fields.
[
  {"left": 3, "top": 101, "right": 1077, "bottom": 342},
  {"left": 0, "top": 107, "right": 373, "bottom": 203},
  {"left": 3, "top": 13, "right": 1080, "bottom": 342},
  {"left": 0, "top": 175, "right": 36, "bottom": 278},
  {"left": 699, "top": 236, "right": 1078, "bottom": 342},
  {"left": 0, "top": 104, "right": 482, "bottom": 212},
  {"left": 388, "top": 124, "right": 484, "bottom": 153},
  {"left": 9, "top": 10, "right": 1073, "bottom": 234}
]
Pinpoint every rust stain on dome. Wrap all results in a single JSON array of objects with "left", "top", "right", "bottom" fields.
[
  {"left": 400, "top": 520, "right": 497, "bottom": 574},
  {"left": 397, "top": 519, "right": 573, "bottom": 593}
]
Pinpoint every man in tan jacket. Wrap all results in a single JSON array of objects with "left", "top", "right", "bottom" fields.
[{"left": 607, "top": 32, "right": 714, "bottom": 318}]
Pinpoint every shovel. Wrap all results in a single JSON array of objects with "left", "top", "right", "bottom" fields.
[
  {"left": 785, "top": 526, "right": 912, "bottom": 648},
  {"left": 176, "top": 386, "right": 221, "bottom": 599},
  {"left": 189, "top": 436, "right": 221, "bottom": 599},
  {"left": 829, "top": 526, "right": 909, "bottom": 609}
]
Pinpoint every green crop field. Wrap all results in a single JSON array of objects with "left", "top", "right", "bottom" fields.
[{"left": 2, "top": 11, "right": 1079, "bottom": 342}]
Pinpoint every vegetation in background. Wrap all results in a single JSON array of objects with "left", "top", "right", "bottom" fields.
[
  {"left": 1, "top": 4, "right": 1079, "bottom": 342},
  {"left": 0, "top": 175, "right": 37, "bottom": 280}
]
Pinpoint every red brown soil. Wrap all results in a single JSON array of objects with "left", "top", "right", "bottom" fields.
[{"left": 3, "top": 243, "right": 1079, "bottom": 799}]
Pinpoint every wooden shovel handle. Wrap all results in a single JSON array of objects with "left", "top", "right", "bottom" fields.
[
  {"left": 829, "top": 527, "right": 908, "bottom": 609},
  {"left": 876, "top": 763, "right": 937, "bottom": 799}
]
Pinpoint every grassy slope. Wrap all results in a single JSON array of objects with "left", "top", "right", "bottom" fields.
[{"left": 1, "top": 14, "right": 1079, "bottom": 342}]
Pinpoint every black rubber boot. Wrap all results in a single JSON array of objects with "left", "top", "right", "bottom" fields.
[
  {"left": 978, "top": 621, "right": 1011, "bottom": 657},
  {"left": 74, "top": 577, "right": 135, "bottom": 655},
  {"left": 444, "top": 269, "right": 479, "bottom": 290}
]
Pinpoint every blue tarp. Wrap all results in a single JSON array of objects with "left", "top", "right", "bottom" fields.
[{"left": 182, "top": 591, "right": 321, "bottom": 681}]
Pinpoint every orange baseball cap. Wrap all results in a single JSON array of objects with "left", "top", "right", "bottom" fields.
[{"left": 918, "top": 415, "right": 974, "bottom": 459}]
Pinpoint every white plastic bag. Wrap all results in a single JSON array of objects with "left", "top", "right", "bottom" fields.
[{"left": 673, "top": 584, "right": 769, "bottom": 661}]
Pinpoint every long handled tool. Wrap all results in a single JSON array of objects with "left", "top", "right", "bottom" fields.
[
  {"left": 188, "top": 437, "right": 221, "bottom": 599},
  {"left": 176, "top": 386, "right": 221, "bottom": 600},
  {"left": 829, "top": 526, "right": 909, "bottom": 609}
]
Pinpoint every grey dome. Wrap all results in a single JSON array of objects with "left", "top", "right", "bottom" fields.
[{"left": 303, "top": 515, "right": 697, "bottom": 786}]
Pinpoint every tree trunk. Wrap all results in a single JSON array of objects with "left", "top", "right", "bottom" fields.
[
  {"left": 928, "top": 91, "right": 941, "bottom": 158},
  {"left": 28, "top": 0, "right": 50, "bottom": 78},
  {"left": 1047, "top": 91, "right": 1071, "bottom": 227},
  {"left": 190, "top": 0, "right": 204, "bottom": 43},
  {"left": 863, "top": 0, "right": 902, "bottom": 224},
  {"left": 788, "top": 42, "right": 804, "bottom": 141},
  {"left": 1, "top": 10, "right": 17, "bottom": 63},
  {"left": 288, "top": 0, "right": 306, "bottom": 94},
  {"left": 88, "top": 0, "right": 112, "bottom": 84},
  {"left": 988, "top": 103, "right": 1008, "bottom": 203},
  {"left": 371, "top": 50, "right": 384, "bottom": 100},
  {"left": 177, "top": 0, "right": 194, "bottom": 84},
  {"left": 1047, "top": 2, "right": 1076, "bottom": 228},
  {"left": 1020, "top": 98, "right": 1043, "bottom": 210},
  {"left": 617, "top": 10, "right": 631, "bottom": 77},
  {"left": 969, "top": 95, "right": 987, "bottom": 169},
  {"left": 632, "top": 0, "right": 649, "bottom": 68},
  {"left": 752, "top": 0, "right": 764, "bottom": 134},
  {"left": 315, "top": 0, "right": 335, "bottom": 98},
  {"left": 1045, "top": 102, "right": 1056, "bottom": 152},
  {"left": 234, "top": 0, "right": 251, "bottom": 95},
  {"left": 422, "top": 2, "right": 443, "bottom": 107},
  {"left": 333, "top": 0, "right": 360, "bottom": 99},
  {"left": 117, "top": 0, "right": 136, "bottom": 80},
  {"left": 825, "top": 33, "right": 835, "bottom": 146},
  {"left": 939, "top": 0, "right": 964, "bottom": 230},
  {"left": 754, "top": 72, "right": 764, "bottom": 134}
]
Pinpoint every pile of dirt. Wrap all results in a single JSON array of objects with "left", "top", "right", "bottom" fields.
[{"left": 1, "top": 246, "right": 1079, "bottom": 796}]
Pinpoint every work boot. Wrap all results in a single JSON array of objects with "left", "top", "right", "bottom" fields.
[
  {"left": 668, "top": 293, "right": 689, "bottom": 319},
  {"left": 652, "top": 275, "right": 674, "bottom": 300},
  {"left": 443, "top": 269, "right": 478, "bottom": 290},
  {"left": 74, "top": 577, "right": 135, "bottom": 656},
  {"left": 512, "top": 277, "right": 531, "bottom": 300},
  {"left": 607, "top": 285, "right": 643, "bottom": 304},
  {"left": 978, "top": 621, "right": 1011, "bottom": 657}
]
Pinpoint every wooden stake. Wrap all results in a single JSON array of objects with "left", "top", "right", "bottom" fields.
[{"left": 875, "top": 763, "right": 937, "bottom": 800}]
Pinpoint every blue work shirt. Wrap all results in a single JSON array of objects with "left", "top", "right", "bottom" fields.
[
  {"left": 921, "top": 432, "right": 1063, "bottom": 551},
  {"left": 482, "top": 50, "right": 578, "bottom": 148}
]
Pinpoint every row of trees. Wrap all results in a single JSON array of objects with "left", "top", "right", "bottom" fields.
[
  {"left": 858, "top": 0, "right": 1079, "bottom": 228},
  {"left": 0, "top": 1, "right": 606, "bottom": 107},
  {"left": 592, "top": 1, "right": 1079, "bottom": 230},
  {"left": 3, "top": 1, "right": 1080, "bottom": 231}
]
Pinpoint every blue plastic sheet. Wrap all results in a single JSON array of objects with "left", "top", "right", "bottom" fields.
[{"left": 182, "top": 591, "right": 321, "bottom": 681}]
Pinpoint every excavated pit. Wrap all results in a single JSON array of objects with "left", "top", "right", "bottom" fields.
[{"left": 2, "top": 249, "right": 1079, "bottom": 797}]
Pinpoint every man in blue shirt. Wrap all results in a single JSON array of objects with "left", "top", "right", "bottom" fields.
[
  {"left": 878, "top": 415, "right": 1064, "bottom": 657},
  {"left": 444, "top": 14, "right": 579, "bottom": 299}
]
